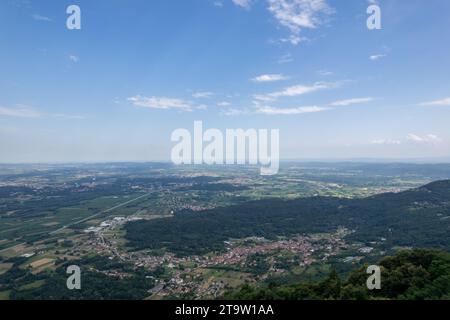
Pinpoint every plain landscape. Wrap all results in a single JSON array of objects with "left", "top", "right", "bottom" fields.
[{"left": 1, "top": 162, "right": 449, "bottom": 300}]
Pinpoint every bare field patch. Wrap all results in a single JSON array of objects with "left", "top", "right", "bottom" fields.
[
  {"left": 0, "top": 244, "right": 29, "bottom": 258},
  {"left": 0, "top": 263, "right": 13, "bottom": 275},
  {"left": 42, "top": 222, "right": 59, "bottom": 227},
  {"left": 0, "top": 290, "right": 11, "bottom": 300},
  {"left": 30, "top": 258, "right": 55, "bottom": 269}
]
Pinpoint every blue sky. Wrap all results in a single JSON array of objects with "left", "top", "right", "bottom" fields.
[{"left": 1, "top": 0, "right": 450, "bottom": 162}]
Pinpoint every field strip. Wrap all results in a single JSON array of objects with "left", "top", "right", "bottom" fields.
[
  {"left": 0, "top": 227, "right": 22, "bottom": 235},
  {"left": 0, "top": 242, "right": 26, "bottom": 253}
]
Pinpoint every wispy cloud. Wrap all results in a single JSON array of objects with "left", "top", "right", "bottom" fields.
[
  {"left": 371, "top": 134, "right": 443, "bottom": 146},
  {"left": 32, "top": 14, "right": 52, "bottom": 22},
  {"left": 232, "top": 0, "right": 333, "bottom": 45},
  {"left": 317, "top": 70, "right": 333, "bottom": 76},
  {"left": 255, "top": 82, "right": 336, "bottom": 101},
  {"left": 69, "top": 55, "right": 80, "bottom": 63},
  {"left": 0, "top": 105, "right": 41, "bottom": 118},
  {"left": 232, "top": 0, "right": 252, "bottom": 9},
  {"left": 227, "top": 92, "right": 374, "bottom": 117},
  {"left": 192, "top": 91, "right": 214, "bottom": 99},
  {"left": 278, "top": 53, "right": 294, "bottom": 64},
  {"left": 267, "top": 0, "right": 333, "bottom": 45},
  {"left": 51, "top": 114, "right": 85, "bottom": 120},
  {"left": 331, "top": 97, "right": 373, "bottom": 106},
  {"left": 253, "top": 94, "right": 276, "bottom": 102},
  {"left": 255, "top": 105, "right": 328, "bottom": 115},
  {"left": 280, "top": 34, "right": 307, "bottom": 45},
  {"left": 406, "top": 133, "right": 442, "bottom": 144},
  {"left": 419, "top": 97, "right": 450, "bottom": 107},
  {"left": 268, "top": 0, "right": 332, "bottom": 31},
  {"left": 217, "top": 101, "right": 232, "bottom": 107},
  {"left": 0, "top": 105, "right": 83, "bottom": 120},
  {"left": 371, "top": 139, "right": 401, "bottom": 145},
  {"left": 272, "top": 83, "right": 326, "bottom": 97},
  {"left": 227, "top": 91, "right": 372, "bottom": 117},
  {"left": 370, "top": 54, "right": 386, "bottom": 61},
  {"left": 223, "top": 93, "right": 374, "bottom": 117},
  {"left": 128, "top": 95, "right": 200, "bottom": 111},
  {"left": 221, "top": 108, "right": 249, "bottom": 116},
  {"left": 251, "top": 74, "right": 289, "bottom": 82}
]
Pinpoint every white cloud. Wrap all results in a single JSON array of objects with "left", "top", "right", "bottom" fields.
[
  {"left": 331, "top": 97, "right": 373, "bottom": 106},
  {"left": 371, "top": 139, "right": 401, "bottom": 145},
  {"left": 232, "top": 0, "right": 333, "bottom": 45},
  {"left": 371, "top": 134, "right": 443, "bottom": 146},
  {"left": 232, "top": 0, "right": 252, "bottom": 8},
  {"left": 242, "top": 91, "right": 370, "bottom": 117},
  {"left": 419, "top": 97, "right": 450, "bottom": 107},
  {"left": 217, "top": 101, "right": 232, "bottom": 107},
  {"left": 196, "top": 104, "right": 208, "bottom": 110},
  {"left": 370, "top": 54, "right": 386, "bottom": 61},
  {"left": 256, "top": 82, "right": 335, "bottom": 101},
  {"left": 268, "top": 0, "right": 332, "bottom": 31},
  {"left": 51, "top": 114, "right": 85, "bottom": 120},
  {"left": 69, "top": 55, "right": 80, "bottom": 63},
  {"left": 255, "top": 105, "right": 328, "bottom": 115},
  {"left": 317, "top": 70, "right": 333, "bottom": 76},
  {"left": 0, "top": 105, "right": 41, "bottom": 118},
  {"left": 226, "top": 92, "right": 372, "bottom": 117},
  {"left": 273, "top": 83, "right": 322, "bottom": 97},
  {"left": 406, "top": 133, "right": 442, "bottom": 144},
  {"left": 278, "top": 53, "right": 294, "bottom": 64},
  {"left": 253, "top": 94, "right": 276, "bottom": 102},
  {"left": 280, "top": 34, "right": 307, "bottom": 45},
  {"left": 251, "top": 74, "right": 289, "bottom": 82},
  {"left": 32, "top": 14, "right": 51, "bottom": 22},
  {"left": 0, "top": 105, "right": 83, "bottom": 120},
  {"left": 192, "top": 91, "right": 214, "bottom": 99},
  {"left": 128, "top": 95, "right": 195, "bottom": 111},
  {"left": 406, "top": 134, "right": 426, "bottom": 143},
  {"left": 267, "top": 0, "right": 333, "bottom": 45},
  {"left": 274, "top": 82, "right": 335, "bottom": 97},
  {"left": 221, "top": 108, "right": 249, "bottom": 116}
]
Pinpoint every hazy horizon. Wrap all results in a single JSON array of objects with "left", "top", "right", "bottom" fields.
[{"left": 2, "top": 157, "right": 450, "bottom": 166}]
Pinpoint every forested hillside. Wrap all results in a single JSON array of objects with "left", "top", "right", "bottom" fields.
[
  {"left": 125, "top": 180, "right": 450, "bottom": 256},
  {"left": 226, "top": 249, "right": 450, "bottom": 300}
]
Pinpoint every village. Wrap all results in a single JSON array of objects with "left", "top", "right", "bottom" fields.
[{"left": 78, "top": 215, "right": 351, "bottom": 298}]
